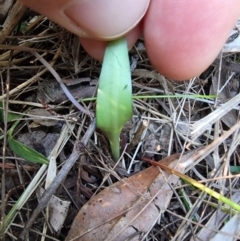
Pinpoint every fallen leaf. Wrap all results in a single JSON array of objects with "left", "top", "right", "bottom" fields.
[
  {"left": 66, "top": 152, "right": 195, "bottom": 241},
  {"left": 39, "top": 188, "right": 71, "bottom": 232},
  {"left": 49, "top": 196, "right": 70, "bottom": 232},
  {"left": 28, "top": 108, "right": 58, "bottom": 127}
]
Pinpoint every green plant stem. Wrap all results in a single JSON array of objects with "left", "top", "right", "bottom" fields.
[
  {"left": 109, "top": 133, "right": 120, "bottom": 162},
  {"left": 7, "top": 118, "right": 21, "bottom": 136}
]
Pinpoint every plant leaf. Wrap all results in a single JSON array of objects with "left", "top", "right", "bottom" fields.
[
  {"left": 8, "top": 134, "right": 49, "bottom": 165},
  {"left": 0, "top": 101, "right": 21, "bottom": 122},
  {"left": 230, "top": 166, "right": 240, "bottom": 173},
  {"left": 96, "top": 37, "right": 132, "bottom": 161}
]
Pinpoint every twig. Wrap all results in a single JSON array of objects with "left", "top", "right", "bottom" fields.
[{"left": 18, "top": 119, "right": 96, "bottom": 240}]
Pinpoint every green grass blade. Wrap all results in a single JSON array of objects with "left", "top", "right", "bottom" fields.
[
  {"left": 80, "top": 94, "right": 216, "bottom": 103},
  {"left": 0, "top": 101, "right": 21, "bottom": 122},
  {"left": 8, "top": 134, "right": 49, "bottom": 165},
  {"left": 179, "top": 173, "right": 240, "bottom": 212},
  {"left": 142, "top": 157, "right": 240, "bottom": 212},
  {"left": 0, "top": 165, "right": 48, "bottom": 236},
  {"left": 96, "top": 37, "right": 132, "bottom": 161}
]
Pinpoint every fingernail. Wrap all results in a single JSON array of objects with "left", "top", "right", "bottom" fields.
[{"left": 64, "top": 0, "right": 150, "bottom": 39}]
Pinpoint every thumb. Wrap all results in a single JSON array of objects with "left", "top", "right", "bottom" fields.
[{"left": 19, "top": 0, "right": 149, "bottom": 40}]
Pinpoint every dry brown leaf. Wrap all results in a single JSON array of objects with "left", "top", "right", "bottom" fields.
[
  {"left": 39, "top": 188, "right": 71, "bottom": 232},
  {"left": 65, "top": 152, "right": 196, "bottom": 241},
  {"left": 28, "top": 108, "right": 58, "bottom": 127}
]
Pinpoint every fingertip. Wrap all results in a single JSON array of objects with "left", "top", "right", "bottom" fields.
[
  {"left": 65, "top": 0, "right": 149, "bottom": 39},
  {"left": 80, "top": 23, "right": 142, "bottom": 60},
  {"left": 144, "top": 0, "right": 240, "bottom": 80}
]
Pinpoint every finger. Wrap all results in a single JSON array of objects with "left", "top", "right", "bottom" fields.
[
  {"left": 144, "top": 0, "right": 240, "bottom": 80},
  {"left": 80, "top": 23, "right": 142, "bottom": 60},
  {"left": 18, "top": 0, "right": 149, "bottom": 40}
]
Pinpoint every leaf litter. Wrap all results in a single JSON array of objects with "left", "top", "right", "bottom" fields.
[
  {"left": 65, "top": 152, "right": 192, "bottom": 241},
  {"left": 0, "top": 2, "right": 240, "bottom": 241}
]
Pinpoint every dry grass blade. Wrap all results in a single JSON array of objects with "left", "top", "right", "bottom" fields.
[
  {"left": 210, "top": 213, "right": 240, "bottom": 241},
  {"left": 210, "top": 69, "right": 237, "bottom": 128},
  {"left": 0, "top": 1, "right": 27, "bottom": 45},
  {"left": 141, "top": 157, "right": 240, "bottom": 212},
  {"left": 1, "top": 123, "right": 74, "bottom": 235},
  {"left": 191, "top": 192, "right": 240, "bottom": 241},
  {"left": 0, "top": 46, "right": 62, "bottom": 100},
  {"left": 190, "top": 92, "right": 240, "bottom": 139}
]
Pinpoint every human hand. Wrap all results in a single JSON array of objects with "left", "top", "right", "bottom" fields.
[{"left": 18, "top": 0, "right": 240, "bottom": 80}]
